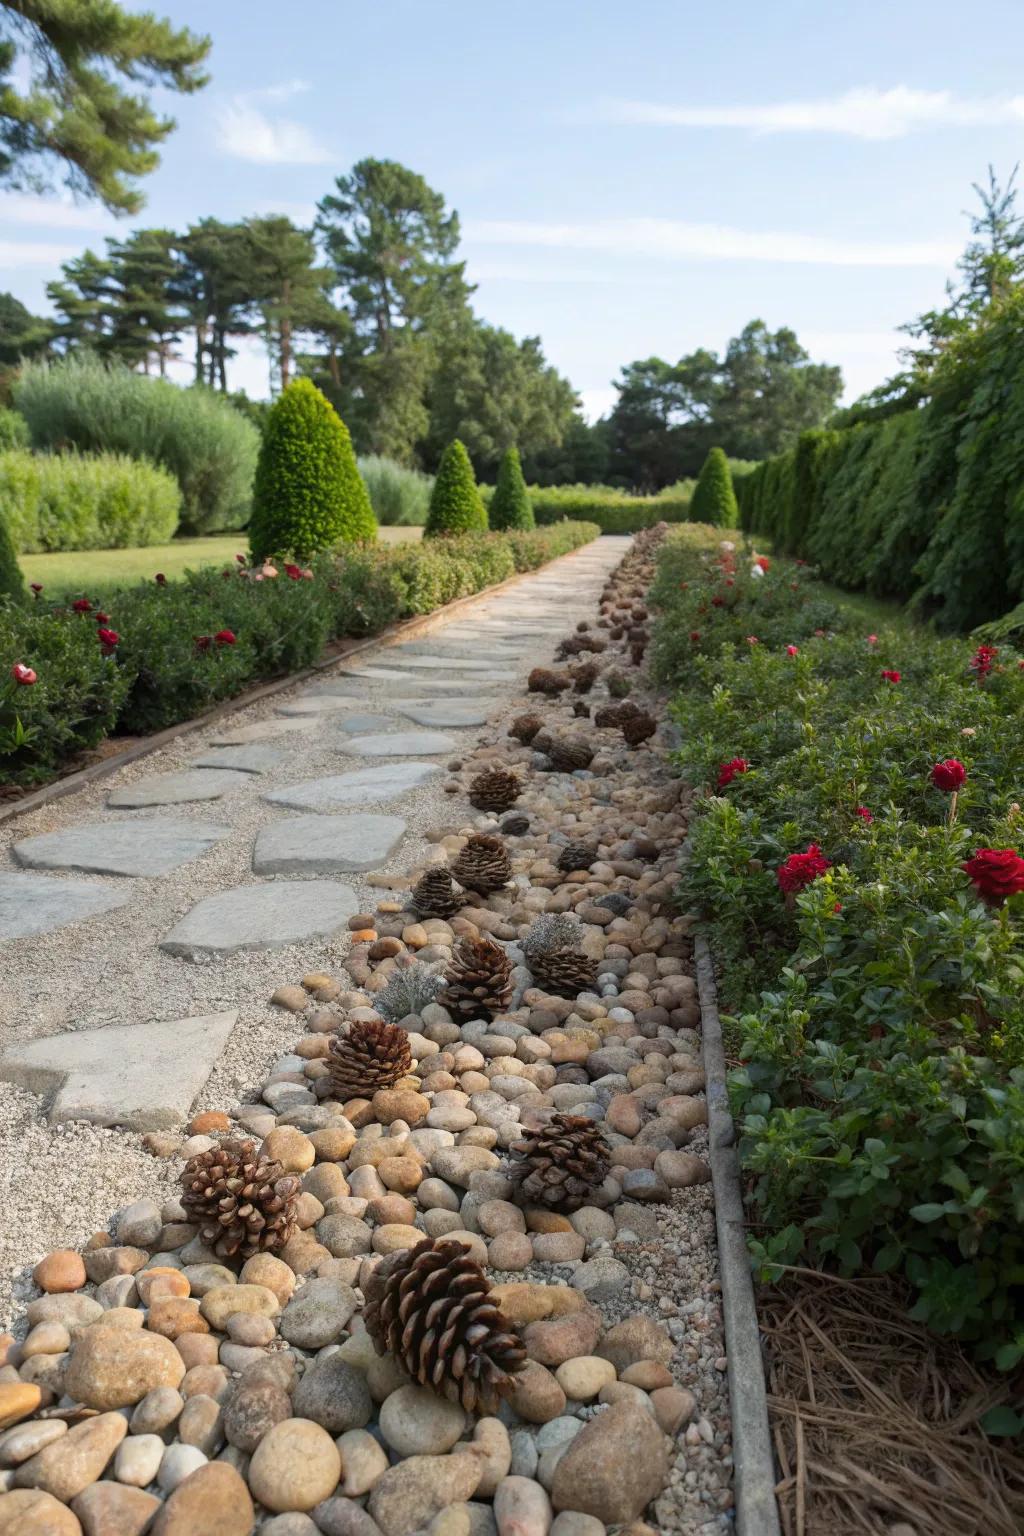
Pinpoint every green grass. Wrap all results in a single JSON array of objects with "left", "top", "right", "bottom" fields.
[{"left": 19, "top": 527, "right": 423, "bottom": 597}]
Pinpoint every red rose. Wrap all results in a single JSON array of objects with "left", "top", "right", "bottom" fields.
[
  {"left": 755, "top": 556, "right": 770, "bottom": 571},
  {"left": 711, "top": 595, "right": 725, "bottom": 607},
  {"left": 11, "top": 662, "right": 36, "bottom": 685},
  {"left": 194, "top": 635, "right": 212, "bottom": 652},
  {"left": 30, "top": 583, "right": 42, "bottom": 596},
  {"left": 962, "top": 847, "right": 1024, "bottom": 905},
  {"left": 690, "top": 631, "right": 701, "bottom": 643},
  {"left": 97, "top": 627, "right": 119, "bottom": 649},
  {"left": 284, "top": 563, "right": 302, "bottom": 580},
  {"left": 235, "top": 553, "right": 247, "bottom": 564},
  {"left": 786, "top": 645, "right": 799, "bottom": 656},
  {"left": 777, "top": 844, "right": 832, "bottom": 893},
  {"left": 72, "top": 598, "right": 92, "bottom": 612},
  {"left": 155, "top": 572, "right": 167, "bottom": 586},
  {"left": 970, "top": 644, "right": 998, "bottom": 679},
  {"left": 215, "top": 629, "right": 236, "bottom": 645},
  {"left": 717, "top": 757, "right": 749, "bottom": 788},
  {"left": 931, "top": 758, "right": 966, "bottom": 792},
  {"left": 855, "top": 806, "right": 873, "bottom": 823},
  {"left": 94, "top": 611, "right": 109, "bottom": 623},
  {"left": 881, "top": 669, "right": 901, "bottom": 684}
]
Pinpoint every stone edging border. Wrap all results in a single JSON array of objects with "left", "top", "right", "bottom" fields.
[
  {"left": 695, "top": 934, "right": 781, "bottom": 1536},
  {"left": 0, "top": 540, "right": 599, "bottom": 830}
]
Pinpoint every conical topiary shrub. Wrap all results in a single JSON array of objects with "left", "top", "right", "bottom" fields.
[
  {"left": 690, "top": 447, "right": 738, "bottom": 528},
  {"left": 489, "top": 446, "right": 534, "bottom": 530},
  {"left": 249, "top": 378, "right": 377, "bottom": 560},
  {"left": 0, "top": 508, "right": 25, "bottom": 602},
  {"left": 424, "top": 439, "right": 487, "bottom": 537}
]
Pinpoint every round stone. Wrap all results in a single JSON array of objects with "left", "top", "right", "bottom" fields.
[
  {"left": 0, "top": 1490, "right": 81, "bottom": 1535},
  {"left": 554, "top": 1357, "right": 617, "bottom": 1401},
  {"left": 157, "top": 1442, "right": 207, "bottom": 1492},
  {"left": 291, "top": 1357, "right": 372, "bottom": 1435},
  {"left": 279, "top": 1279, "right": 357, "bottom": 1350},
  {"left": 488, "top": 1232, "right": 533, "bottom": 1270},
  {"left": 114, "top": 1433, "right": 165, "bottom": 1487},
  {"left": 378, "top": 1384, "right": 466, "bottom": 1457},
  {"left": 32, "top": 1251, "right": 86, "bottom": 1294},
  {"left": 336, "top": 1427, "right": 388, "bottom": 1497},
  {"left": 129, "top": 1386, "right": 184, "bottom": 1435},
  {"left": 248, "top": 1419, "right": 342, "bottom": 1513},
  {"left": 494, "top": 1476, "right": 553, "bottom": 1536},
  {"left": 223, "top": 1377, "right": 292, "bottom": 1452},
  {"left": 64, "top": 1325, "right": 185, "bottom": 1410}
]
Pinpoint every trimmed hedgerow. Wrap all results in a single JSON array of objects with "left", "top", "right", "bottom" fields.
[
  {"left": 652, "top": 525, "right": 1024, "bottom": 1371},
  {"left": 689, "top": 447, "right": 738, "bottom": 527},
  {"left": 249, "top": 380, "right": 377, "bottom": 561},
  {"left": 488, "top": 446, "right": 534, "bottom": 530},
  {"left": 424, "top": 439, "right": 487, "bottom": 536},
  {"left": 485, "top": 483, "right": 694, "bottom": 532},
  {"left": 0, "top": 449, "right": 181, "bottom": 553},
  {"left": 0, "top": 505, "right": 25, "bottom": 602}
]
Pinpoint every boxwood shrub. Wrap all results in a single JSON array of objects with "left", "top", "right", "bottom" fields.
[{"left": 1, "top": 449, "right": 181, "bottom": 553}]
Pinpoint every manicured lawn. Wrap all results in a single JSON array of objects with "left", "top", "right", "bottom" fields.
[{"left": 20, "top": 527, "right": 423, "bottom": 597}]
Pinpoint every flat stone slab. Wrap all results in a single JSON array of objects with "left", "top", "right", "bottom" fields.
[
  {"left": 161, "top": 880, "right": 358, "bottom": 958},
  {"left": 381, "top": 653, "right": 514, "bottom": 671},
  {"left": 264, "top": 762, "right": 440, "bottom": 811},
  {"left": 346, "top": 730, "right": 457, "bottom": 758},
  {"left": 12, "top": 819, "right": 231, "bottom": 878},
  {"left": 392, "top": 698, "right": 498, "bottom": 728},
  {"left": 0, "top": 873, "right": 131, "bottom": 940},
  {"left": 334, "top": 713, "right": 395, "bottom": 734},
  {"left": 108, "top": 770, "right": 250, "bottom": 807},
  {"left": 0, "top": 1011, "right": 238, "bottom": 1129},
  {"left": 253, "top": 814, "right": 407, "bottom": 875},
  {"left": 212, "top": 718, "right": 317, "bottom": 745},
  {"left": 191, "top": 745, "right": 286, "bottom": 774},
  {"left": 336, "top": 667, "right": 458, "bottom": 687},
  {"left": 276, "top": 695, "right": 362, "bottom": 716}
]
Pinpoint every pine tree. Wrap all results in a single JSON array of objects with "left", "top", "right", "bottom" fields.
[
  {"left": 424, "top": 439, "right": 487, "bottom": 536},
  {"left": 690, "top": 447, "right": 738, "bottom": 527},
  {"left": 0, "top": 507, "right": 25, "bottom": 602},
  {"left": 489, "top": 445, "right": 534, "bottom": 530},
  {"left": 249, "top": 378, "right": 377, "bottom": 560}
]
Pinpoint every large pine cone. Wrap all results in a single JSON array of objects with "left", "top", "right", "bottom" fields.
[
  {"left": 527, "top": 667, "right": 570, "bottom": 695},
  {"left": 469, "top": 767, "right": 521, "bottom": 813},
  {"left": 533, "top": 732, "right": 594, "bottom": 772},
  {"left": 530, "top": 945, "right": 598, "bottom": 999},
  {"left": 570, "top": 661, "right": 600, "bottom": 694},
  {"left": 441, "top": 935, "right": 513, "bottom": 1021},
  {"left": 328, "top": 1018, "right": 412, "bottom": 1101},
  {"left": 412, "top": 866, "right": 463, "bottom": 919},
  {"left": 509, "top": 713, "right": 543, "bottom": 744},
  {"left": 364, "top": 1237, "right": 526, "bottom": 1414},
  {"left": 594, "top": 700, "right": 641, "bottom": 729},
  {"left": 180, "top": 1139, "right": 300, "bottom": 1260},
  {"left": 451, "top": 833, "right": 511, "bottom": 895},
  {"left": 508, "top": 1115, "right": 611, "bottom": 1212},
  {"left": 557, "top": 841, "right": 597, "bottom": 873},
  {"left": 622, "top": 711, "right": 657, "bottom": 747}
]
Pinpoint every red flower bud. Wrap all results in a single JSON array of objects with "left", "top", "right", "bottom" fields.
[
  {"left": 155, "top": 572, "right": 167, "bottom": 586},
  {"left": 72, "top": 598, "right": 92, "bottom": 612},
  {"left": 215, "top": 629, "right": 236, "bottom": 645},
  {"left": 881, "top": 669, "right": 901, "bottom": 684},
  {"left": 931, "top": 758, "right": 966, "bottom": 792},
  {"left": 776, "top": 844, "right": 831, "bottom": 894},
  {"left": 11, "top": 662, "right": 36, "bottom": 685},
  {"left": 716, "top": 757, "right": 749, "bottom": 788},
  {"left": 962, "top": 847, "right": 1024, "bottom": 905}
]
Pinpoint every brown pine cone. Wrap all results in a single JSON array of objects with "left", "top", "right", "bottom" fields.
[
  {"left": 622, "top": 711, "right": 657, "bottom": 747},
  {"left": 593, "top": 700, "right": 642, "bottom": 729},
  {"left": 570, "top": 661, "right": 600, "bottom": 694},
  {"left": 508, "top": 713, "right": 543, "bottom": 744},
  {"left": 451, "top": 833, "right": 511, "bottom": 895},
  {"left": 412, "top": 866, "right": 463, "bottom": 919},
  {"left": 328, "top": 1018, "right": 412, "bottom": 1101},
  {"left": 364, "top": 1237, "right": 526, "bottom": 1414},
  {"left": 441, "top": 935, "right": 513, "bottom": 1021},
  {"left": 180, "top": 1139, "right": 300, "bottom": 1261},
  {"left": 534, "top": 732, "right": 594, "bottom": 772},
  {"left": 557, "top": 841, "right": 597, "bottom": 873},
  {"left": 527, "top": 667, "right": 570, "bottom": 695},
  {"left": 530, "top": 945, "right": 598, "bottom": 999},
  {"left": 468, "top": 767, "right": 521, "bottom": 813},
  {"left": 508, "top": 1114, "right": 611, "bottom": 1212}
]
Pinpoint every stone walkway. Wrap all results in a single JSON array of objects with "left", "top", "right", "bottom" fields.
[{"left": 0, "top": 539, "right": 627, "bottom": 1307}]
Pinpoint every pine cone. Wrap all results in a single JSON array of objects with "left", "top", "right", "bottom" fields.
[
  {"left": 509, "top": 713, "right": 543, "bottom": 745},
  {"left": 622, "top": 712, "right": 657, "bottom": 747},
  {"left": 180, "top": 1139, "right": 300, "bottom": 1261},
  {"left": 629, "top": 643, "right": 646, "bottom": 666},
  {"left": 508, "top": 1115, "right": 611, "bottom": 1212},
  {"left": 530, "top": 946, "right": 598, "bottom": 999},
  {"left": 501, "top": 813, "right": 531, "bottom": 836},
  {"left": 441, "top": 935, "right": 513, "bottom": 1021},
  {"left": 557, "top": 841, "right": 597, "bottom": 873},
  {"left": 527, "top": 667, "right": 570, "bottom": 695},
  {"left": 451, "top": 833, "right": 512, "bottom": 895},
  {"left": 328, "top": 1018, "right": 412, "bottom": 1101},
  {"left": 593, "top": 700, "right": 641, "bottom": 729},
  {"left": 469, "top": 767, "right": 521, "bottom": 813},
  {"left": 412, "top": 866, "right": 463, "bottom": 919},
  {"left": 572, "top": 701, "right": 590, "bottom": 719},
  {"left": 570, "top": 661, "right": 600, "bottom": 694},
  {"left": 364, "top": 1237, "right": 526, "bottom": 1414},
  {"left": 534, "top": 732, "right": 594, "bottom": 772}
]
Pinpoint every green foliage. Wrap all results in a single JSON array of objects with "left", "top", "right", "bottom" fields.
[
  {"left": 483, "top": 482, "right": 693, "bottom": 533},
  {"left": 0, "top": 502, "right": 24, "bottom": 600},
  {"left": 0, "top": 0, "right": 210, "bottom": 214},
  {"left": 689, "top": 447, "right": 738, "bottom": 526},
  {"left": 0, "top": 523, "right": 597, "bottom": 782},
  {"left": 424, "top": 439, "right": 487, "bottom": 536},
  {"left": 0, "top": 406, "right": 27, "bottom": 449},
  {"left": 1, "top": 448, "right": 180, "bottom": 552},
  {"left": 358, "top": 455, "right": 432, "bottom": 525},
  {"left": 488, "top": 446, "right": 534, "bottom": 530},
  {"left": 249, "top": 379, "right": 376, "bottom": 561},
  {"left": 14, "top": 356, "right": 258, "bottom": 533},
  {"left": 652, "top": 529, "right": 1024, "bottom": 1357}
]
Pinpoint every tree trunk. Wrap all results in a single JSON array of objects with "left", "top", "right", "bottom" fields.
[{"left": 327, "top": 340, "right": 340, "bottom": 390}]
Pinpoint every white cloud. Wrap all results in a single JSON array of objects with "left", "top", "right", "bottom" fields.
[
  {"left": 0, "top": 239, "right": 83, "bottom": 266},
  {"left": 216, "top": 88, "right": 330, "bottom": 165},
  {"left": 578, "top": 386, "right": 617, "bottom": 422},
  {"left": 0, "top": 193, "right": 117, "bottom": 231},
  {"left": 601, "top": 86, "right": 1024, "bottom": 141},
  {"left": 465, "top": 218, "right": 957, "bottom": 269}
]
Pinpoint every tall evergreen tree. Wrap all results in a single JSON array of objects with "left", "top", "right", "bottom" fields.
[
  {"left": 46, "top": 249, "right": 114, "bottom": 350},
  {"left": 0, "top": 291, "right": 52, "bottom": 366},
  {"left": 244, "top": 215, "right": 329, "bottom": 392},
  {"left": 424, "top": 439, "right": 487, "bottom": 536},
  {"left": 489, "top": 445, "right": 534, "bottom": 530},
  {"left": 690, "top": 447, "right": 738, "bottom": 527},
  {"left": 103, "top": 228, "right": 181, "bottom": 374},
  {"left": 177, "top": 219, "right": 254, "bottom": 389}
]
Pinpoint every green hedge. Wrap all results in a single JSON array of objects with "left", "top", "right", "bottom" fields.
[
  {"left": 489, "top": 446, "right": 534, "bottom": 530},
  {"left": 738, "top": 292, "right": 1024, "bottom": 630},
  {"left": 0, "top": 522, "right": 599, "bottom": 783},
  {"left": 424, "top": 439, "right": 487, "bottom": 536},
  {"left": 480, "top": 482, "right": 693, "bottom": 533},
  {"left": 14, "top": 356, "right": 259, "bottom": 535},
  {"left": 0, "top": 449, "right": 181, "bottom": 553},
  {"left": 0, "top": 408, "right": 28, "bottom": 451},
  {"left": 689, "top": 447, "right": 738, "bottom": 527},
  {"left": 358, "top": 455, "right": 433, "bottom": 525}
]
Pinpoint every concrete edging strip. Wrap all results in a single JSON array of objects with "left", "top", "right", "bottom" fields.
[{"left": 696, "top": 933, "right": 781, "bottom": 1536}]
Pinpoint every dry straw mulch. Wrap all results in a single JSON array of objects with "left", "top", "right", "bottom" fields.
[{"left": 761, "top": 1269, "right": 1024, "bottom": 1536}]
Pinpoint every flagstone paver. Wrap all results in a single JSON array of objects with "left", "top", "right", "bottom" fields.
[
  {"left": 212, "top": 718, "right": 318, "bottom": 745},
  {"left": 108, "top": 769, "right": 251, "bottom": 807},
  {"left": 345, "top": 730, "right": 458, "bottom": 757},
  {"left": 0, "top": 1011, "right": 238, "bottom": 1128},
  {"left": 192, "top": 745, "right": 287, "bottom": 774},
  {"left": 252, "top": 813, "right": 407, "bottom": 875},
  {"left": 334, "top": 713, "right": 396, "bottom": 734},
  {"left": 275, "top": 695, "right": 364, "bottom": 716},
  {"left": 263, "top": 762, "right": 441, "bottom": 811},
  {"left": 0, "top": 872, "right": 131, "bottom": 940},
  {"left": 391, "top": 699, "right": 498, "bottom": 728},
  {"left": 12, "top": 819, "right": 231, "bottom": 878},
  {"left": 160, "top": 880, "right": 359, "bottom": 958}
]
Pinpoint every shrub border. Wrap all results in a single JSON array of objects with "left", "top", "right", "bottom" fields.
[{"left": 0, "top": 539, "right": 598, "bottom": 828}]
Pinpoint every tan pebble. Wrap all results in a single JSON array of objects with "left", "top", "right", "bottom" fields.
[
  {"left": 0, "top": 1383, "right": 42, "bottom": 1430},
  {"left": 270, "top": 985, "right": 309, "bottom": 1013},
  {"left": 261, "top": 1126, "right": 315, "bottom": 1173},
  {"left": 302, "top": 973, "right": 334, "bottom": 992},
  {"left": 187, "top": 1111, "right": 230, "bottom": 1135},
  {"left": 32, "top": 1251, "right": 86, "bottom": 1295},
  {"left": 147, "top": 1298, "right": 209, "bottom": 1339},
  {"left": 620, "top": 1361, "right": 673, "bottom": 1391},
  {"left": 175, "top": 1335, "right": 218, "bottom": 1370},
  {"left": 136, "top": 1269, "right": 190, "bottom": 1307},
  {"left": 0, "top": 1488, "right": 82, "bottom": 1534},
  {"left": 198, "top": 1285, "right": 280, "bottom": 1331},
  {"left": 20, "top": 1322, "right": 70, "bottom": 1359},
  {"left": 524, "top": 1210, "right": 573, "bottom": 1234},
  {"left": 248, "top": 1418, "right": 341, "bottom": 1512},
  {"left": 650, "top": 1385, "right": 696, "bottom": 1433}
]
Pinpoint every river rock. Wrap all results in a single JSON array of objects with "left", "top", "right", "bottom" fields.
[
  {"left": 550, "top": 1403, "right": 670, "bottom": 1523},
  {"left": 378, "top": 1385, "right": 466, "bottom": 1456},
  {"left": 291, "top": 1357, "right": 372, "bottom": 1435},
  {"left": 280, "top": 1280, "right": 357, "bottom": 1349},
  {"left": 14, "top": 1412, "right": 127, "bottom": 1502},
  {"left": 199, "top": 1285, "right": 280, "bottom": 1330},
  {"left": 0, "top": 1489, "right": 81, "bottom": 1535},
  {"left": 493, "top": 1476, "right": 553, "bottom": 1536},
  {"left": 223, "top": 1377, "right": 292, "bottom": 1452},
  {"left": 73, "top": 1481, "right": 160, "bottom": 1535},
  {"left": 336, "top": 1428, "right": 388, "bottom": 1496},
  {"left": 64, "top": 1325, "right": 185, "bottom": 1410},
  {"left": 113, "top": 1434, "right": 164, "bottom": 1487},
  {"left": 595, "top": 1315, "right": 673, "bottom": 1371},
  {"left": 150, "top": 1461, "right": 255, "bottom": 1535},
  {"left": 368, "top": 1451, "right": 485, "bottom": 1536},
  {"left": 248, "top": 1419, "right": 341, "bottom": 1513}
]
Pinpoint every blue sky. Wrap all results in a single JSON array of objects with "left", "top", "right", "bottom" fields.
[{"left": 4, "top": 0, "right": 1024, "bottom": 415}]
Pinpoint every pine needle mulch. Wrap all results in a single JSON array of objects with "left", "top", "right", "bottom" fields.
[{"left": 760, "top": 1269, "right": 1024, "bottom": 1536}]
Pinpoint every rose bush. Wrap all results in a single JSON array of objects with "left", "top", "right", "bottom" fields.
[{"left": 652, "top": 523, "right": 1024, "bottom": 1370}]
